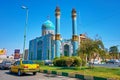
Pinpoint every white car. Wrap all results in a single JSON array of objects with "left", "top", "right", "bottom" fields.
[
  {"left": 93, "top": 60, "right": 101, "bottom": 64},
  {"left": 44, "top": 60, "right": 53, "bottom": 65},
  {"left": 0, "top": 60, "right": 12, "bottom": 69},
  {"left": 115, "top": 60, "right": 119, "bottom": 63}
]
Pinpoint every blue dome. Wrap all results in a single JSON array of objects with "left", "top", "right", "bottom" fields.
[{"left": 42, "top": 20, "right": 55, "bottom": 30}]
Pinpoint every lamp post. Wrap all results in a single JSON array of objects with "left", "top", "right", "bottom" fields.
[{"left": 21, "top": 6, "right": 28, "bottom": 60}]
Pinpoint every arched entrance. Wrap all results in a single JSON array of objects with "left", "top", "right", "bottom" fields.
[{"left": 64, "top": 44, "right": 69, "bottom": 56}]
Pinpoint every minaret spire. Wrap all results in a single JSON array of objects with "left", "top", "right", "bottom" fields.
[
  {"left": 71, "top": 8, "right": 78, "bottom": 56},
  {"left": 55, "top": 6, "right": 61, "bottom": 57}
]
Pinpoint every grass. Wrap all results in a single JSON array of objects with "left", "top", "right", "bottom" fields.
[{"left": 40, "top": 66, "right": 120, "bottom": 79}]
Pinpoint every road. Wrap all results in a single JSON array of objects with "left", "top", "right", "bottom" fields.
[
  {"left": 0, "top": 70, "right": 79, "bottom": 80},
  {"left": 94, "top": 63, "right": 120, "bottom": 68},
  {"left": 0, "top": 64, "right": 119, "bottom": 80}
]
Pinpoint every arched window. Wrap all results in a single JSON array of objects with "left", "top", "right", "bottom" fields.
[{"left": 37, "top": 40, "right": 43, "bottom": 48}]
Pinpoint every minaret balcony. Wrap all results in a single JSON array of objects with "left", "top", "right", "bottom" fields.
[
  {"left": 72, "top": 35, "right": 78, "bottom": 41},
  {"left": 55, "top": 34, "right": 61, "bottom": 40}
]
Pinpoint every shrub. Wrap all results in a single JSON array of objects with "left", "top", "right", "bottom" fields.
[
  {"left": 66, "top": 57, "right": 74, "bottom": 67},
  {"left": 72, "top": 56, "right": 82, "bottom": 67},
  {"left": 81, "top": 59, "right": 86, "bottom": 66},
  {"left": 53, "top": 56, "right": 83, "bottom": 67},
  {"left": 53, "top": 56, "right": 67, "bottom": 67},
  {"left": 53, "top": 57, "right": 67, "bottom": 67},
  {"left": 54, "top": 57, "right": 59, "bottom": 60}
]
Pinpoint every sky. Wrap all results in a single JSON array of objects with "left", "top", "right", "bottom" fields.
[{"left": 0, "top": 0, "right": 120, "bottom": 56}]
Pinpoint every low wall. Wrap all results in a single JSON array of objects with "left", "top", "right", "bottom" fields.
[{"left": 39, "top": 69, "right": 117, "bottom": 80}]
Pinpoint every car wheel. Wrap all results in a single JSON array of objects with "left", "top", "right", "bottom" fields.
[
  {"left": 18, "top": 70, "right": 22, "bottom": 76},
  {"left": 33, "top": 72, "right": 36, "bottom": 75}
]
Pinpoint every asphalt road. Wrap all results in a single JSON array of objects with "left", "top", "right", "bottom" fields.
[
  {"left": 0, "top": 70, "right": 79, "bottom": 80},
  {"left": 94, "top": 63, "right": 120, "bottom": 68}
]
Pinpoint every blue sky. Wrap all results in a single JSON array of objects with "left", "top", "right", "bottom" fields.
[{"left": 0, "top": 0, "right": 120, "bottom": 55}]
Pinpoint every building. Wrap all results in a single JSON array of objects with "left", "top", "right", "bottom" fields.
[
  {"left": 28, "top": 7, "right": 80, "bottom": 60},
  {"left": 24, "top": 49, "right": 28, "bottom": 60},
  {"left": 79, "top": 34, "right": 86, "bottom": 43}
]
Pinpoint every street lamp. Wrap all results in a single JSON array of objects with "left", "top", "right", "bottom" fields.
[{"left": 21, "top": 6, "right": 28, "bottom": 60}]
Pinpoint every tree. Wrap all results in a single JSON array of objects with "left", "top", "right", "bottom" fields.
[
  {"left": 109, "top": 46, "right": 119, "bottom": 59},
  {"left": 77, "top": 36, "right": 106, "bottom": 64},
  {"left": 99, "top": 49, "right": 107, "bottom": 61}
]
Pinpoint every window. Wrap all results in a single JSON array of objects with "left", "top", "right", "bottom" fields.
[
  {"left": 16, "top": 61, "right": 20, "bottom": 65},
  {"left": 13, "top": 61, "right": 20, "bottom": 65},
  {"left": 22, "top": 61, "right": 34, "bottom": 64}
]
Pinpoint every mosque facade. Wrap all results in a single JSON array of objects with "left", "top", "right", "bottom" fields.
[{"left": 28, "top": 7, "right": 81, "bottom": 60}]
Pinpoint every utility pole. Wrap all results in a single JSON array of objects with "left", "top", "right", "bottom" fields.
[{"left": 21, "top": 6, "right": 28, "bottom": 60}]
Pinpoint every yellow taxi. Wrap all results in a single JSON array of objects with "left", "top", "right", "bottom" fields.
[{"left": 9, "top": 59, "right": 40, "bottom": 76}]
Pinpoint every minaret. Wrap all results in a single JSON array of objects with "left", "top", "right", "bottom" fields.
[
  {"left": 55, "top": 6, "right": 61, "bottom": 57},
  {"left": 71, "top": 8, "right": 78, "bottom": 56}
]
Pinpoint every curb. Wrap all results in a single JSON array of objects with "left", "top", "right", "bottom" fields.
[{"left": 39, "top": 69, "right": 117, "bottom": 80}]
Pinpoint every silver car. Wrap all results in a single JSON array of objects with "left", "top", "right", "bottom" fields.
[{"left": 0, "top": 61, "right": 12, "bottom": 70}]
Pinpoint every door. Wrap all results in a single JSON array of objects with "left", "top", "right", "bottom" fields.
[{"left": 11, "top": 61, "right": 20, "bottom": 73}]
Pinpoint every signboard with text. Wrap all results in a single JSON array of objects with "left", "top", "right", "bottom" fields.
[{"left": 14, "top": 49, "right": 20, "bottom": 59}]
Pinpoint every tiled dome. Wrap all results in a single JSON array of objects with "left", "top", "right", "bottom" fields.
[{"left": 42, "top": 20, "right": 55, "bottom": 30}]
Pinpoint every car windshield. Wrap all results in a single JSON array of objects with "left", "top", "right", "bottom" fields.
[
  {"left": 5, "top": 61, "right": 11, "bottom": 63},
  {"left": 3, "top": 61, "right": 11, "bottom": 63},
  {"left": 22, "top": 61, "right": 35, "bottom": 64}
]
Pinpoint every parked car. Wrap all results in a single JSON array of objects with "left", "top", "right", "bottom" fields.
[
  {"left": 0, "top": 60, "right": 12, "bottom": 70},
  {"left": 106, "top": 60, "right": 119, "bottom": 64},
  {"left": 118, "top": 63, "right": 120, "bottom": 67},
  {"left": 93, "top": 60, "right": 101, "bottom": 64},
  {"left": 118, "top": 60, "right": 120, "bottom": 63},
  {"left": 115, "top": 60, "right": 119, "bottom": 63},
  {"left": 9, "top": 59, "right": 40, "bottom": 76},
  {"left": 44, "top": 60, "right": 53, "bottom": 65}
]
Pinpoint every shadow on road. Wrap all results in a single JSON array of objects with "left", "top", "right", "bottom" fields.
[
  {"left": 5, "top": 71, "right": 35, "bottom": 77},
  {"left": 43, "top": 73, "right": 57, "bottom": 78}
]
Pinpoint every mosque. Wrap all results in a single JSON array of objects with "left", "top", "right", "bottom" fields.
[{"left": 28, "top": 7, "right": 84, "bottom": 60}]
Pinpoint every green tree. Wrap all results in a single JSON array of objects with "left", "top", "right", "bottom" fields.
[
  {"left": 99, "top": 49, "right": 107, "bottom": 61},
  {"left": 109, "top": 46, "right": 119, "bottom": 59},
  {"left": 77, "top": 36, "right": 105, "bottom": 64}
]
